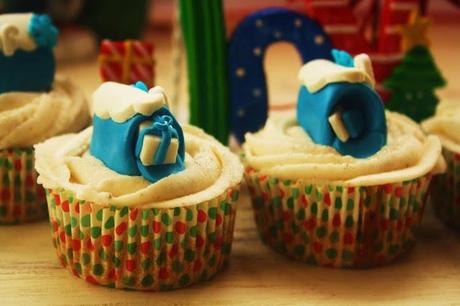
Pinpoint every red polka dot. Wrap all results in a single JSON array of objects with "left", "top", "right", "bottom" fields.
[
  {"left": 71, "top": 239, "right": 81, "bottom": 251},
  {"left": 101, "top": 234, "right": 112, "bottom": 247},
  {"left": 108, "top": 268, "right": 117, "bottom": 281},
  {"left": 280, "top": 188, "right": 286, "bottom": 199},
  {"left": 86, "top": 239, "right": 95, "bottom": 251},
  {"left": 380, "top": 219, "right": 389, "bottom": 231},
  {"left": 396, "top": 220, "right": 403, "bottom": 232},
  {"left": 129, "top": 208, "right": 139, "bottom": 221},
  {"left": 59, "top": 231, "right": 66, "bottom": 243},
  {"left": 116, "top": 222, "right": 127, "bottom": 235},
  {"left": 454, "top": 153, "right": 460, "bottom": 161},
  {"left": 262, "top": 192, "right": 269, "bottom": 202},
  {"left": 159, "top": 268, "right": 169, "bottom": 280},
  {"left": 216, "top": 214, "right": 223, "bottom": 226},
  {"left": 13, "top": 206, "right": 21, "bottom": 217},
  {"left": 75, "top": 202, "right": 80, "bottom": 214},
  {"left": 168, "top": 244, "right": 178, "bottom": 258},
  {"left": 301, "top": 195, "right": 309, "bottom": 207},
  {"left": 54, "top": 194, "right": 61, "bottom": 206},
  {"left": 140, "top": 241, "right": 151, "bottom": 254},
  {"left": 214, "top": 237, "right": 223, "bottom": 250},
  {"left": 313, "top": 241, "right": 323, "bottom": 254},
  {"left": 332, "top": 214, "right": 341, "bottom": 227},
  {"left": 175, "top": 221, "right": 186, "bottom": 234},
  {"left": 25, "top": 175, "right": 34, "bottom": 187},
  {"left": 52, "top": 221, "right": 59, "bottom": 232},
  {"left": 197, "top": 210, "right": 207, "bottom": 223},
  {"left": 196, "top": 235, "right": 205, "bottom": 248},
  {"left": 303, "top": 217, "right": 316, "bottom": 231},
  {"left": 14, "top": 160, "right": 21, "bottom": 171},
  {"left": 85, "top": 275, "right": 99, "bottom": 285},
  {"left": 1, "top": 189, "right": 11, "bottom": 201},
  {"left": 324, "top": 193, "right": 331, "bottom": 206},
  {"left": 347, "top": 187, "right": 355, "bottom": 194},
  {"left": 193, "top": 260, "right": 202, "bottom": 272},
  {"left": 61, "top": 201, "right": 70, "bottom": 212},
  {"left": 282, "top": 233, "right": 294, "bottom": 244},
  {"left": 395, "top": 187, "right": 402, "bottom": 198},
  {"left": 258, "top": 175, "right": 268, "bottom": 182},
  {"left": 405, "top": 216, "right": 412, "bottom": 227},
  {"left": 72, "top": 269, "right": 79, "bottom": 277},
  {"left": 152, "top": 221, "right": 162, "bottom": 233},
  {"left": 282, "top": 211, "right": 292, "bottom": 222},
  {"left": 383, "top": 184, "right": 392, "bottom": 194},
  {"left": 343, "top": 232, "right": 354, "bottom": 245},
  {"left": 125, "top": 259, "right": 136, "bottom": 272}
]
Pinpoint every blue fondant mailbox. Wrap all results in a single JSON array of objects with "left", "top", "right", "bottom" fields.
[
  {"left": 297, "top": 50, "right": 387, "bottom": 158},
  {"left": 0, "top": 13, "right": 58, "bottom": 93},
  {"left": 90, "top": 82, "right": 185, "bottom": 183}
]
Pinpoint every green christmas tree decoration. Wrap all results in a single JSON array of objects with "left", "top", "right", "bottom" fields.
[
  {"left": 179, "top": 0, "right": 229, "bottom": 144},
  {"left": 384, "top": 45, "right": 446, "bottom": 122}
]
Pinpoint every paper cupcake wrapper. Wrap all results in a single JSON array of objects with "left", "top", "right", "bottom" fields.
[
  {"left": 244, "top": 168, "right": 432, "bottom": 268},
  {"left": 430, "top": 148, "right": 460, "bottom": 229},
  {"left": 0, "top": 148, "right": 47, "bottom": 224},
  {"left": 46, "top": 185, "right": 240, "bottom": 290}
]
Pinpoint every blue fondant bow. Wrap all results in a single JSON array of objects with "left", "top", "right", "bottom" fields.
[{"left": 28, "top": 14, "right": 59, "bottom": 48}]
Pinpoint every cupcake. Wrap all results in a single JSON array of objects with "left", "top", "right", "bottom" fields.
[
  {"left": 242, "top": 50, "right": 445, "bottom": 268},
  {"left": 34, "top": 82, "right": 243, "bottom": 290},
  {"left": 0, "top": 13, "right": 90, "bottom": 224},
  {"left": 422, "top": 102, "right": 460, "bottom": 229}
]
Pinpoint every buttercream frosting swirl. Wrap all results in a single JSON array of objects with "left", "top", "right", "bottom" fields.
[
  {"left": 0, "top": 76, "right": 90, "bottom": 148},
  {"left": 34, "top": 125, "right": 243, "bottom": 208},
  {"left": 422, "top": 101, "right": 460, "bottom": 153},
  {"left": 243, "top": 111, "right": 444, "bottom": 185}
]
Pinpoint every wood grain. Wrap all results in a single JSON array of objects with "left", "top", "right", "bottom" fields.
[{"left": 1, "top": 20, "right": 460, "bottom": 306}]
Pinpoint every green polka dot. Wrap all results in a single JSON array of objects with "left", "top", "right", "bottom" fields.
[
  {"left": 161, "top": 213, "right": 171, "bottom": 225},
  {"left": 141, "top": 210, "right": 150, "bottom": 220},
  {"left": 82, "top": 253, "right": 90, "bottom": 265},
  {"left": 81, "top": 215, "right": 91, "bottom": 227},
  {"left": 291, "top": 188, "right": 300, "bottom": 199},
  {"left": 99, "top": 248, "right": 108, "bottom": 260},
  {"left": 346, "top": 199, "right": 354, "bottom": 210},
  {"left": 186, "top": 209, "right": 194, "bottom": 221},
  {"left": 321, "top": 209, "right": 329, "bottom": 222},
  {"left": 69, "top": 194, "right": 74, "bottom": 204},
  {"left": 296, "top": 209, "right": 305, "bottom": 221},
  {"left": 74, "top": 262, "right": 82, "bottom": 274},
  {"left": 316, "top": 190, "right": 322, "bottom": 201},
  {"left": 0, "top": 207, "right": 6, "bottom": 216},
  {"left": 172, "top": 261, "right": 184, "bottom": 273},
  {"left": 152, "top": 208, "right": 159, "bottom": 216},
  {"left": 119, "top": 207, "right": 129, "bottom": 217},
  {"left": 345, "top": 216, "right": 354, "bottom": 228},
  {"left": 156, "top": 252, "right": 166, "bottom": 265},
  {"left": 208, "top": 207, "right": 217, "bottom": 219},
  {"left": 335, "top": 198, "right": 342, "bottom": 209},
  {"left": 142, "top": 274, "right": 154, "bottom": 287},
  {"left": 114, "top": 240, "right": 123, "bottom": 251},
  {"left": 272, "top": 196, "right": 281, "bottom": 208},
  {"left": 294, "top": 245, "right": 305, "bottom": 257},
  {"left": 287, "top": 197, "right": 294, "bottom": 209},
  {"left": 329, "top": 231, "right": 339, "bottom": 243},
  {"left": 67, "top": 248, "right": 73, "bottom": 259},
  {"left": 316, "top": 226, "right": 327, "bottom": 238},
  {"left": 166, "top": 232, "right": 174, "bottom": 244},
  {"left": 342, "top": 250, "right": 353, "bottom": 261},
  {"left": 208, "top": 232, "right": 216, "bottom": 242},
  {"left": 189, "top": 225, "right": 197, "bottom": 237},
  {"left": 5, "top": 160, "right": 12, "bottom": 170},
  {"left": 305, "top": 185, "right": 313, "bottom": 194},
  {"left": 172, "top": 273, "right": 189, "bottom": 288},
  {"left": 0, "top": 157, "right": 5, "bottom": 167},
  {"left": 104, "top": 217, "right": 114, "bottom": 229},
  {"left": 122, "top": 276, "right": 135, "bottom": 286},
  {"left": 389, "top": 244, "right": 400, "bottom": 255},
  {"left": 92, "top": 263, "right": 104, "bottom": 276},
  {"left": 140, "top": 225, "right": 149, "bottom": 237},
  {"left": 326, "top": 248, "right": 337, "bottom": 259},
  {"left": 301, "top": 232, "right": 310, "bottom": 243},
  {"left": 390, "top": 208, "right": 399, "bottom": 220},
  {"left": 142, "top": 258, "right": 152, "bottom": 270},
  {"left": 112, "top": 256, "right": 121, "bottom": 267},
  {"left": 127, "top": 242, "right": 137, "bottom": 254},
  {"left": 310, "top": 202, "right": 318, "bottom": 214},
  {"left": 154, "top": 238, "right": 161, "bottom": 250},
  {"left": 269, "top": 178, "right": 278, "bottom": 186},
  {"left": 65, "top": 224, "right": 72, "bottom": 235},
  {"left": 128, "top": 226, "right": 137, "bottom": 237},
  {"left": 79, "top": 231, "right": 84, "bottom": 240},
  {"left": 222, "top": 243, "right": 232, "bottom": 254},
  {"left": 291, "top": 223, "right": 300, "bottom": 234},
  {"left": 208, "top": 255, "right": 216, "bottom": 267},
  {"left": 306, "top": 255, "right": 317, "bottom": 265},
  {"left": 96, "top": 210, "right": 103, "bottom": 221},
  {"left": 91, "top": 226, "right": 101, "bottom": 238},
  {"left": 2, "top": 173, "right": 9, "bottom": 184},
  {"left": 71, "top": 217, "right": 78, "bottom": 227},
  {"left": 185, "top": 249, "right": 195, "bottom": 261},
  {"left": 231, "top": 190, "right": 239, "bottom": 202}
]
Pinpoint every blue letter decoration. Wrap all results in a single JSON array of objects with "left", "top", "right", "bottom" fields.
[
  {"left": 228, "top": 8, "right": 333, "bottom": 142},
  {"left": 0, "top": 13, "right": 58, "bottom": 93},
  {"left": 90, "top": 82, "right": 185, "bottom": 183},
  {"left": 297, "top": 49, "right": 387, "bottom": 158}
]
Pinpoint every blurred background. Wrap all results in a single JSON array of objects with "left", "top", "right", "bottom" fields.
[{"left": 0, "top": 0, "right": 459, "bottom": 120}]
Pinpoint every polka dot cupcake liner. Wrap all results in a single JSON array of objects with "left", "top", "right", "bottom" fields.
[
  {"left": 430, "top": 148, "right": 460, "bottom": 229},
  {"left": 244, "top": 168, "right": 432, "bottom": 268},
  {"left": 0, "top": 148, "right": 47, "bottom": 224},
  {"left": 45, "top": 186, "right": 240, "bottom": 290}
]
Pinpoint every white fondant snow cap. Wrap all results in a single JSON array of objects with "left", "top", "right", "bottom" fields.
[
  {"left": 298, "top": 54, "right": 375, "bottom": 93},
  {"left": 0, "top": 13, "right": 37, "bottom": 55},
  {"left": 93, "top": 82, "right": 167, "bottom": 123}
]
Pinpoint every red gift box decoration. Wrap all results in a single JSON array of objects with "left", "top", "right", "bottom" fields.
[{"left": 98, "top": 39, "right": 155, "bottom": 87}]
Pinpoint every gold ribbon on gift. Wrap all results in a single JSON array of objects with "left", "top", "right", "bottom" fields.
[{"left": 98, "top": 40, "right": 153, "bottom": 84}]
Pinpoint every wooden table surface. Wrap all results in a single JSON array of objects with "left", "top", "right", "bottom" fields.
[{"left": 1, "top": 20, "right": 460, "bottom": 305}]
